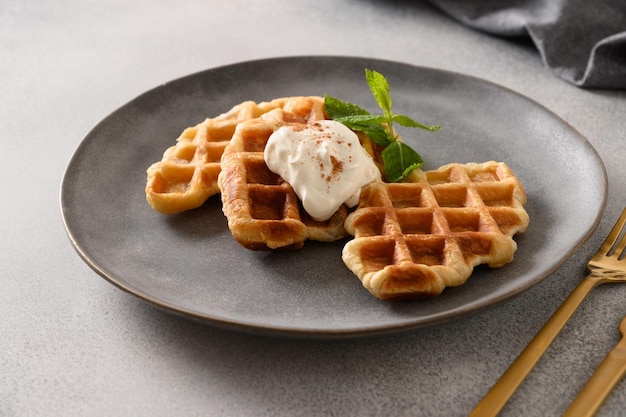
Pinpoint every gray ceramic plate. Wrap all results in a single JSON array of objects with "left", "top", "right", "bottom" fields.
[{"left": 61, "top": 56, "right": 607, "bottom": 338}]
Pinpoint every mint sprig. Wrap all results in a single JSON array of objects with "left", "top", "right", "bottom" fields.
[{"left": 324, "top": 69, "right": 441, "bottom": 182}]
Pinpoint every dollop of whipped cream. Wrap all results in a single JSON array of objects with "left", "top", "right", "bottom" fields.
[{"left": 264, "top": 120, "right": 381, "bottom": 222}]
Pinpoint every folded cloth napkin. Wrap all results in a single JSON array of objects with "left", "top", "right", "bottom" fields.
[{"left": 426, "top": 0, "right": 626, "bottom": 89}]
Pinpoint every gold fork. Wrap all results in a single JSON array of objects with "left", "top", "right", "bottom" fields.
[
  {"left": 469, "top": 207, "right": 626, "bottom": 417},
  {"left": 562, "top": 314, "right": 626, "bottom": 417}
]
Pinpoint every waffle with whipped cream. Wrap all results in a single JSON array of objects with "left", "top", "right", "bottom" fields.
[
  {"left": 218, "top": 96, "right": 351, "bottom": 250},
  {"left": 145, "top": 97, "right": 322, "bottom": 214},
  {"left": 342, "top": 161, "right": 529, "bottom": 300}
]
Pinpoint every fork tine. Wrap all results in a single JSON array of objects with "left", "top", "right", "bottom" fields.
[{"left": 599, "top": 207, "right": 626, "bottom": 257}]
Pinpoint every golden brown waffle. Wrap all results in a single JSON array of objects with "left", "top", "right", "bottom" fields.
[
  {"left": 342, "top": 161, "right": 529, "bottom": 300},
  {"left": 218, "top": 96, "right": 353, "bottom": 250},
  {"left": 146, "top": 97, "right": 323, "bottom": 214}
]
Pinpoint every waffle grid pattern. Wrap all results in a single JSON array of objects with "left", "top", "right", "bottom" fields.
[
  {"left": 218, "top": 97, "right": 350, "bottom": 250},
  {"left": 145, "top": 97, "right": 317, "bottom": 214},
  {"left": 342, "top": 161, "right": 529, "bottom": 300}
]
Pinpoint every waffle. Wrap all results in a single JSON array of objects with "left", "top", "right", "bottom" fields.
[
  {"left": 145, "top": 97, "right": 322, "bottom": 214},
  {"left": 218, "top": 96, "right": 354, "bottom": 250},
  {"left": 342, "top": 161, "right": 529, "bottom": 300}
]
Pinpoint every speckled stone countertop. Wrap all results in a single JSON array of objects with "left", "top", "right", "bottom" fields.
[{"left": 2, "top": 1, "right": 626, "bottom": 416}]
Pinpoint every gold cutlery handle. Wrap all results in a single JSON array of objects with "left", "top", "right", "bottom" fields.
[
  {"left": 469, "top": 273, "right": 604, "bottom": 417},
  {"left": 561, "top": 337, "right": 626, "bottom": 417}
]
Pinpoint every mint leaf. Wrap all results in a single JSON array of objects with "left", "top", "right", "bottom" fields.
[
  {"left": 365, "top": 69, "right": 392, "bottom": 114},
  {"left": 324, "top": 97, "right": 392, "bottom": 146},
  {"left": 342, "top": 123, "right": 392, "bottom": 147},
  {"left": 323, "top": 94, "right": 369, "bottom": 119},
  {"left": 382, "top": 142, "right": 424, "bottom": 183},
  {"left": 334, "top": 114, "right": 386, "bottom": 126},
  {"left": 392, "top": 114, "right": 442, "bottom": 132},
  {"left": 324, "top": 69, "right": 441, "bottom": 182}
]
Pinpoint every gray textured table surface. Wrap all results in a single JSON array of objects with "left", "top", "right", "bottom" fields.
[{"left": 2, "top": 1, "right": 626, "bottom": 416}]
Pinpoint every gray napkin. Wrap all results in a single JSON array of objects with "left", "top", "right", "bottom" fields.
[{"left": 426, "top": 0, "right": 626, "bottom": 89}]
